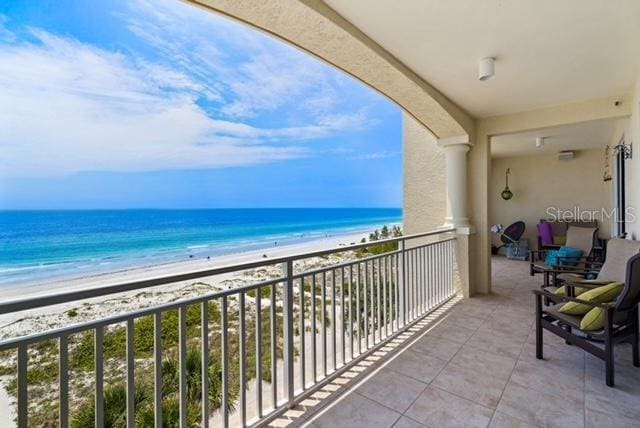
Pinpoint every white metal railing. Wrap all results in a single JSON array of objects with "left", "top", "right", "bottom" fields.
[{"left": 0, "top": 229, "right": 456, "bottom": 427}]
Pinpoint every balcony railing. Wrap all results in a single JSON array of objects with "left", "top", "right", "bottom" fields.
[{"left": 0, "top": 228, "right": 456, "bottom": 428}]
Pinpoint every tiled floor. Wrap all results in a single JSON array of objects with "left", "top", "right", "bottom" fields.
[{"left": 297, "top": 256, "right": 640, "bottom": 428}]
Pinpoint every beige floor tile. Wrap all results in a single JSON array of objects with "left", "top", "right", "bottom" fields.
[
  {"left": 386, "top": 349, "right": 448, "bottom": 383},
  {"left": 431, "top": 361, "right": 508, "bottom": 408},
  {"left": 488, "top": 411, "right": 535, "bottom": 428},
  {"left": 407, "top": 334, "right": 463, "bottom": 361},
  {"left": 356, "top": 368, "right": 427, "bottom": 413},
  {"left": 450, "top": 343, "right": 518, "bottom": 380},
  {"left": 585, "top": 408, "right": 639, "bottom": 428},
  {"left": 509, "top": 358, "right": 585, "bottom": 403},
  {"left": 405, "top": 386, "right": 493, "bottom": 428},
  {"left": 496, "top": 382, "right": 584, "bottom": 427},
  {"left": 465, "top": 329, "right": 525, "bottom": 359},
  {"left": 307, "top": 392, "right": 401, "bottom": 428},
  {"left": 392, "top": 416, "right": 426, "bottom": 428},
  {"left": 584, "top": 355, "right": 640, "bottom": 420},
  {"left": 425, "top": 319, "right": 476, "bottom": 344},
  {"left": 441, "top": 311, "right": 486, "bottom": 330}
]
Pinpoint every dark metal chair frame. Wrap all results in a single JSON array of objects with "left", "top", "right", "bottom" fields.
[
  {"left": 533, "top": 253, "right": 640, "bottom": 386},
  {"left": 529, "top": 227, "right": 600, "bottom": 287}
]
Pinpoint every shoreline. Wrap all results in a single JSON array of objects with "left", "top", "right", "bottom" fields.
[
  {"left": 0, "top": 224, "right": 400, "bottom": 425},
  {"left": 1, "top": 224, "right": 398, "bottom": 301}
]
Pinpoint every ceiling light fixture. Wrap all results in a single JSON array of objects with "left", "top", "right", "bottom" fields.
[
  {"left": 479, "top": 57, "right": 495, "bottom": 81},
  {"left": 536, "top": 137, "right": 545, "bottom": 148}
]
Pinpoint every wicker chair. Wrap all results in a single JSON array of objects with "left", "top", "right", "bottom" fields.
[{"left": 533, "top": 253, "right": 640, "bottom": 387}]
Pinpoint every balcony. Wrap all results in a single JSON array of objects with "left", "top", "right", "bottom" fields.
[
  {"left": 0, "top": 229, "right": 458, "bottom": 427},
  {"left": 294, "top": 256, "right": 640, "bottom": 427}
]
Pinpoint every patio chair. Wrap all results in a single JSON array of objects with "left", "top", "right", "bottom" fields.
[
  {"left": 529, "top": 225, "right": 598, "bottom": 286},
  {"left": 533, "top": 253, "right": 640, "bottom": 387},
  {"left": 546, "top": 238, "right": 640, "bottom": 296},
  {"left": 534, "top": 219, "right": 599, "bottom": 260}
]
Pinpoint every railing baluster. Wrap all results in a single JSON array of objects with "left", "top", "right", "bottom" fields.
[
  {"left": 383, "top": 256, "right": 388, "bottom": 338},
  {"left": 17, "top": 344, "right": 27, "bottom": 428},
  {"left": 59, "top": 335, "right": 69, "bottom": 428},
  {"left": 321, "top": 271, "right": 327, "bottom": 377},
  {"left": 311, "top": 274, "right": 317, "bottom": 382},
  {"left": 400, "top": 240, "right": 406, "bottom": 327},
  {"left": 255, "top": 288, "right": 263, "bottom": 418},
  {"left": 282, "top": 261, "right": 295, "bottom": 406},
  {"left": 393, "top": 254, "right": 397, "bottom": 331},
  {"left": 349, "top": 265, "right": 354, "bottom": 360},
  {"left": 95, "top": 326, "right": 104, "bottom": 428},
  {"left": 429, "top": 245, "right": 434, "bottom": 309},
  {"left": 331, "top": 269, "right": 337, "bottom": 371},
  {"left": 376, "top": 258, "right": 381, "bottom": 342},
  {"left": 450, "top": 240, "right": 454, "bottom": 296},
  {"left": 341, "top": 266, "right": 346, "bottom": 366},
  {"left": 421, "top": 247, "right": 425, "bottom": 313},
  {"left": 154, "top": 312, "right": 163, "bottom": 427},
  {"left": 201, "top": 302, "right": 210, "bottom": 428},
  {"left": 299, "top": 277, "right": 306, "bottom": 390},
  {"left": 239, "top": 293, "right": 246, "bottom": 426},
  {"left": 126, "top": 318, "right": 135, "bottom": 428},
  {"left": 411, "top": 248, "right": 419, "bottom": 320},
  {"left": 221, "top": 297, "right": 229, "bottom": 427},
  {"left": 270, "top": 284, "right": 277, "bottom": 409},
  {"left": 356, "top": 263, "right": 361, "bottom": 355},
  {"left": 370, "top": 260, "right": 375, "bottom": 345},
  {"left": 363, "top": 261, "right": 369, "bottom": 349},
  {"left": 179, "top": 306, "right": 187, "bottom": 428}
]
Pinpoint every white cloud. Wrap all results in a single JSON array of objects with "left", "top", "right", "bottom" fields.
[
  {"left": 0, "top": 0, "right": 378, "bottom": 178},
  {"left": 0, "top": 30, "right": 310, "bottom": 177},
  {"left": 349, "top": 151, "right": 400, "bottom": 160}
]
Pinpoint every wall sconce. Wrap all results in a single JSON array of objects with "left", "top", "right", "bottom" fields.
[{"left": 501, "top": 168, "right": 513, "bottom": 200}]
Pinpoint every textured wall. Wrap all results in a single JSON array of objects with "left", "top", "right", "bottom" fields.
[
  {"left": 490, "top": 150, "right": 613, "bottom": 249},
  {"left": 403, "top": 114, "right": 446, "bottom": 234},
  {"left": 472, "top": 95, "right": 631, "bottom": 293}
]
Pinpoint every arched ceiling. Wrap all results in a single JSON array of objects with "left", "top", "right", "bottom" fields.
[{"left": 187, "top": 0, "right": 473, "bottom": 139}]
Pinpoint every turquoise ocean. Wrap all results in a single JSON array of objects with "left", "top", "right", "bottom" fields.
[{"left": 0, "top": 208, "right": 402, "bottom": 287}]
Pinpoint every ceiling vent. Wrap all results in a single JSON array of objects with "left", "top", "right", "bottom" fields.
[{"left": 558, "top": 151, "right": 575, "bottom": 161}]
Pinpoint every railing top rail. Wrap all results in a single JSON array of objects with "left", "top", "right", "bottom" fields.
[{"left": 0, "top": 228, "right": 455, "bottom": 316}]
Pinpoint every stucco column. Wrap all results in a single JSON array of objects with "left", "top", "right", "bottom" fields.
[
  {"left": 438, "top": 136, "right": 472, "bottom": 228},
  {"left": 437, "top": 135, "right": 474, "bottom": 297}
]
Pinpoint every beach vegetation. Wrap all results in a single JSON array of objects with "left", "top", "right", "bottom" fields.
[{"left": 357, "top": 225, "right": 402, "bottom": 256}]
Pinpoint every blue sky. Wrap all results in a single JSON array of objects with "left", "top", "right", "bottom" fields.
[{"left": 0, "top": 0, "right": 402, "bottom": 209}]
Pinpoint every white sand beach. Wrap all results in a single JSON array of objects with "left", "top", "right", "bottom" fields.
[
  {"left": 0, "top": 229, "right": 375, "bottom": 340},
  {"left": 0, "top": 225, "right": 400, "bottom": 425}
]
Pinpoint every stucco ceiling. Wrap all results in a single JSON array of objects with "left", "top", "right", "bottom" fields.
[
  {"left": 324, "top": 0, "right": 640, "bottom": 118},
  {"left": 490, "top": 118, "right": 625, "bottom": 158}
]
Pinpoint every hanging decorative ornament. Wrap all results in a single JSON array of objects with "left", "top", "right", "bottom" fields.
[
  {"left": 501, "top": 168, "right": 513, "bottom": 200},
  {"left": 603, "top": 145, "right": 612, "bottom": 182}
]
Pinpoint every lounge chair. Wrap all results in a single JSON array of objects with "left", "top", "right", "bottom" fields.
[
  {"left": 547, "top": 238, "right": 640, "bottom": 295},
  {"left": 529, "top": 225, "right": 598, "bottom": 286},
  {"left": 534, "top": 219, "right": 599, "bottom": 259},
  {"left": 533, "top": 253, "right": 640, "bottom": 387}
]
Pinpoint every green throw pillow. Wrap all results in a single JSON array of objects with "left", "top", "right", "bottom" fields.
[
  {"left": 554, "top": 235, "right": 567, "bottom": 246},
  {"left": 559, "top": 282, "right": 624, "bottom": 315},
  {"left": 580, "top": 307, "right": 606, "bottom": 331},
  {"left": 554, "top": 285, "right": 589, "bottom": 297}
]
